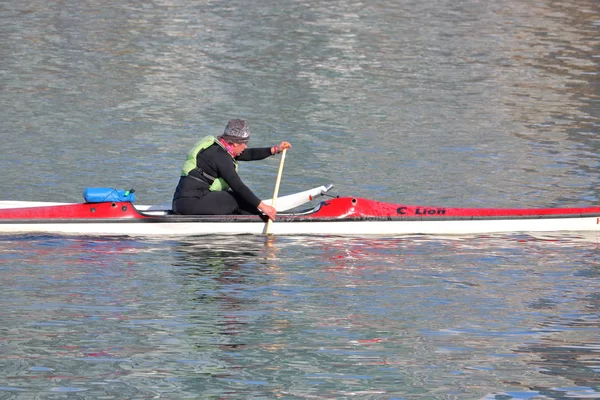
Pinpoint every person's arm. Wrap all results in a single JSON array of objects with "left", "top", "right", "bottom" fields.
[
  {"left": 215, "top": 153, "right": 262, "bottom": 208},
  {"left": 237, "top": 141, "right": 292, "bottom": 161},
  {"left": 236, "top": 147, "right": 271, "bottom": 161},
  {"left": 219, "top": 163, "right": 276, "bottom": 220}
]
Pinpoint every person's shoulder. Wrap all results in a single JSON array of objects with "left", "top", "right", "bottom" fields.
[
  {"left": 204, "top": 142, "right": 225, "bottom": 153},
  {"left": 207, "top": 145, "right": 230, "bottom": 162}
]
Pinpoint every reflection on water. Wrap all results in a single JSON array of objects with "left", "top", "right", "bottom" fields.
[{"left": 1, "top": 234, "right": 599, "bottom": 398}]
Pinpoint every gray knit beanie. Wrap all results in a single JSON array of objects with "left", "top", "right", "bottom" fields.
[{"left": 220, "top": 119, "right": 250, "bottom": 143}]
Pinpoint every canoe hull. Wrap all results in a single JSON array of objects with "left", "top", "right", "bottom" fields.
[
  {"left": 1, "top": 216, "right": 600, "bottom": 236},
  {"left": 1, "top": 196, "right": 600, "bottom": 236}
]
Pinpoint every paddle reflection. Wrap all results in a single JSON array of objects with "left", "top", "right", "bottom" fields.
[{"left": 171, "top": 236, "right": 283, "bottom": 352}]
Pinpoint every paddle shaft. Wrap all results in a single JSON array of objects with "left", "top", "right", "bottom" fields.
[{"left": 265, "top": 148, "right": 287, "bottom": 234}]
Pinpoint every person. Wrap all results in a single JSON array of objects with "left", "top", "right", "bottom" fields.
[{"left": 171, "top": 119, "right": 291, "bottom": 220}]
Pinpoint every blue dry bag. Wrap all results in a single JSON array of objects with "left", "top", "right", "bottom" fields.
[{"left": 83, "top": 188, "right": 136, "bottom": 203}]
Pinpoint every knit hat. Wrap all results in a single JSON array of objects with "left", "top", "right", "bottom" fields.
[{"left": 220, "top": 119, "right": 250, "bottom": 143}]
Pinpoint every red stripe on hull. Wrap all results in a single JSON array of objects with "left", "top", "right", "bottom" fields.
[
  {"left": 0, "top": 202, "right": 147, "bottom": 220},
  {"left": 1, "top": 198, "right": 600, "bottom": 222},
  {"left": 312, "top": 198, "right": 600, "bottom": 219}
]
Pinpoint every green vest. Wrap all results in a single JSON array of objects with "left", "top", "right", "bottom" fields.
[{"left": 181, "top": 136, "right": 238, "bottom": 191}]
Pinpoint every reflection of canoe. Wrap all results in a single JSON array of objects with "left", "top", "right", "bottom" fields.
[{"left": 2, "top": 185, "right": 600, "bottom": 236}]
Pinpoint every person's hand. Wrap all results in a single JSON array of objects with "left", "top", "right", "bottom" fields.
[
  {"left": 272, "top": 141, "right": 292, "bottom": 154},
  {"left": 258, "top": 201, "right": 277, "bottom": 221}
]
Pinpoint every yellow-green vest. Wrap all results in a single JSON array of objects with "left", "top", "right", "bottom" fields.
[{"left": 181, "top": 136, "right": 238, "bottom": 191}]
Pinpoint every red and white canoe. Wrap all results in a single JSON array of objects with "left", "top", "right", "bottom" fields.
[{"left": 1, "top": 185, "right": 600, "bottom": 236}]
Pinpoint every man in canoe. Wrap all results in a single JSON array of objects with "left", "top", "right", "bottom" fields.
[{"left": 171, "top": 119, "right": 291, "bottom": 220}]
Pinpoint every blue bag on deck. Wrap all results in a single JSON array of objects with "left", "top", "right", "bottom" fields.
[{"left": 83, "top": 188, "right": 136, "bottom": 203}]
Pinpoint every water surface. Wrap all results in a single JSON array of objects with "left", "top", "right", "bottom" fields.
[{"left": 1, "top": 0, "right": 599, "bottom": 398}]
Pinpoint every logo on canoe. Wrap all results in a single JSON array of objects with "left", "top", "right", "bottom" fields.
[{"left": 397, "top": 207, "right": 446, "bottom": 215}]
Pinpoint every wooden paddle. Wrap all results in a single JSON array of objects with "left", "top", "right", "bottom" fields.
[{"left": 264, "top": 148, "right": 287, "bottom": 235}]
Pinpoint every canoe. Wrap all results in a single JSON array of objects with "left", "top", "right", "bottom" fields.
[
  {"left": 1, "top": 184, "right": 600, "bottom": 237},
  {"left": 0, "top": 184, "right": 334, "bottom": 214}
]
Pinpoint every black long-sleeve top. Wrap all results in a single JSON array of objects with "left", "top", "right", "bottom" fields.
[{"left": 173, "top": 143, "right": 273, "bottom": 208}]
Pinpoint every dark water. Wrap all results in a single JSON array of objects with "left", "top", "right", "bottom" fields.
[{"left": 1, "top": 0, "right": 599, "bottom": 398}]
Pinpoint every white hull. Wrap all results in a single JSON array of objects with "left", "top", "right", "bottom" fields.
[{"left": 2, "top": 215, "right": 600, "bottom": 237}]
